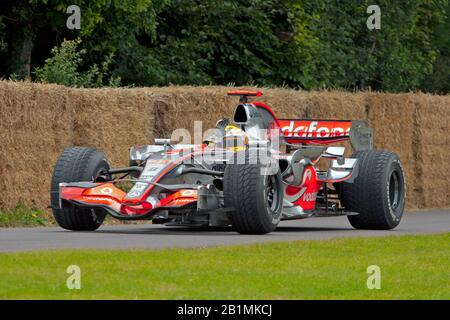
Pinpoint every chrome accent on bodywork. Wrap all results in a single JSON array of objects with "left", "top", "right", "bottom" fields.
[
  {"left": 154, "top": 138, "right": 172, "bottom": 146},
  {"left": 324, "top": 146, "right": 345, "bottom": 158},
  {"left": 58, "top": 182, "right": 68, "bottom": 209},
  {"left": 281, "top": 146, "right": 325, "bottom": 186},
  {"left": 323, "top": 147, "right": 345, "bottom": 164},
  {"left": 130, "top": 145, "right": 164, "bottom": 161},
  {"left": 318, "top": 158, "right": 359, "bottom": 183},
  {"left": 331, "top": 158, "right": 358, "bottom": 169},
  {"left": 325, "top": 169, "right": 352, "bottom": 181},
  {"left": 281, "top": 206, "right": 314, "bottom": 220}
]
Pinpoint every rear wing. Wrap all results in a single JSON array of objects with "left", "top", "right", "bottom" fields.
[
  {"left": 278, "top": 119, "right": 373, "bottom": 151},
  {"left": 224, "top": 94, "right": 373, "bottom": 151}
]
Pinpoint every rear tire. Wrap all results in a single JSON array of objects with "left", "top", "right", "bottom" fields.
[
  {"left": 339, "top": 150, "right": 405, "bottom": 230},
  {"left": 224, "top": 159, "right": 283, "bottom": 234},
  {"left": 50, "top": 147, "right": 110, "bottom": 231}
]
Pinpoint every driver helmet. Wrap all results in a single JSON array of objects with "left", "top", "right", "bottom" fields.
[
  {"left": 203, "top": 118, "right": 230, "bottom": 146},
  {"left": 223, "top": 123, "right": 249, "bottom": 151}
]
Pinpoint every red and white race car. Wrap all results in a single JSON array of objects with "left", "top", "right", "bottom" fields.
[{"left": 51, "top": 91, "right": 406, "bottom": 234}]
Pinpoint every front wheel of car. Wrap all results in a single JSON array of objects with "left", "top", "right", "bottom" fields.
[
  {"left": 50, "top": 147, "right": 110, "bottom": 231},
  {"left": 223, "top": 159, "right": 283, "bottom": 234}
]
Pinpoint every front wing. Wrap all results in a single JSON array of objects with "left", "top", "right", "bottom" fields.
[{"left": 59, "top": 182, "right": 199, "bottom": 219}]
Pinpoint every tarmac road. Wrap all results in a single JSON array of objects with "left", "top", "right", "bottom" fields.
[{"left": 0, "top": 209, "right": 449, "bottom": 252}]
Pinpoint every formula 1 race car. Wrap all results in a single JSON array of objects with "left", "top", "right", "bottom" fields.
[{"left": 50, "top": 90, "right": 406, "bottom": 234}]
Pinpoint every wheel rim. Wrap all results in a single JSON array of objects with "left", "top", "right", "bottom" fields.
[
  {"left": 93, "top": 162, "right": 110, "bottom": 182},
  {"left": 389, "top": 170, "right": 401, "bottom": 212},
  {"left": 266, "top": 175, "right": 279, "bottom": 214}
]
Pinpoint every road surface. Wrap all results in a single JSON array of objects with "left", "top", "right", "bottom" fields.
[{"left": 1, "top": 209, "right": 449, "bottom": 252}]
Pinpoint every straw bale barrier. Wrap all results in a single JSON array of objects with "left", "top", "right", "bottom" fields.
[{"left": 0, "top": 81, "right": 448, "bottom": 214}]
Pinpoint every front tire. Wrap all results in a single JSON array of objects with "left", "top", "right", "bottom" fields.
[
  {"left": 224, "top": 160, "right": 283, "bottom": 234},
  {"left": 50, "top": 147, "right": 110, "bottom": 231},
  {"left": 339, "top": 150, "right": 406, "bottom": 230}
]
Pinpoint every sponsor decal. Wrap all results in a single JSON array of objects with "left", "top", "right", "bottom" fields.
[
  {"left": 302, "top": 192, "right": 317, "bottom": 202},
  {"left": 140, "top": 163, "right": 166, "bottom": 180},
  {"left": 147, "top": 159, "right": 170, "bottom": 164},
  {"left": 80, "top": 196, "right": 120, "bottom": 204},
  {"left": 181, "top": 190, "right": 196, "bottom": 196},
  {"left": 100, "top": 187, "right": 113, "bottom": 195},
  {"left": 169, "top": 198, "right": 197, "bottom": 206},
  {"left": 126, "top": 182, "right": 148, "bottom": 198},
  {"left": 284, "top": 168, "right": 312, "bottom": 201},
  {"left": 280, "top": 120, "right": 351, "bottom": 138}
]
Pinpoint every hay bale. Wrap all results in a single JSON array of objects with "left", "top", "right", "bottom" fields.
[
  {"left": 301, "top": 91, "right": 367, "bottom": 120},
  {"left": 68, "top": 88, "right": 154, "bottom": 167},
  {"left": 0, "top": 81, "right": 449, "bottom": 214},
  {"left": 415, "top": 94, "right": 450, "bottom": 208},
  {"left": 0, "top": 81, "right": 73, "bottom": 212},
  {"left": 142, "top": 87, "right": 236, "bottom": 143},
  {"left": 365, "top": 93, "right": 417, "bottom": 209}
]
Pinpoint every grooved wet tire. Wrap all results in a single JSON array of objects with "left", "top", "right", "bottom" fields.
[
  {"left": 224, "top": 162, "right": 283, "bottom": 234},
  {"left": 339, "top": 150, "right": 405, "bottom": 230},
  {"left": 50, "top": 147, "right": 110, "bottom": 231}
]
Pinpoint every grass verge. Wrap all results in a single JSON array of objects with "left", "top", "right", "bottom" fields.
[
  {"left": 0, "top": 233, "right": 448, "bottom": 299},
  {"left": 0, "top": 205, "right": 49, "bottom": 227},
  {"left": 0, "top": 206, "right": 140, "bottom": 227}
]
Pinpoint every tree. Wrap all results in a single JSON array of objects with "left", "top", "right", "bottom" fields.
[
  {"left": 0, "top": 0, "right": 168, "bottom": 80},
  {"left": 0, "top": 0, "right": 448, "bottom": 92},
  {"left": 291, "top": 0, "right": 448, "bottom": 92},
  {"left": 0, "top": 17, "right": 6, "bottom": 54},
  {"left": 423, "top": 1, "right": 450, "bottom": 93},
  {"left": 0, "top": 0, "right": 43, "bottom": 79},
  {"left": 35, "top": 38, "right": 120, "bottom": 87},
  {"left": 112, "top": 0, "right": 303, "bottom": 86}
]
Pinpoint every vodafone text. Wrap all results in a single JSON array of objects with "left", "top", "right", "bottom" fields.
[{"left": 281, "top": 120, "right": 351, "bottom": 138}]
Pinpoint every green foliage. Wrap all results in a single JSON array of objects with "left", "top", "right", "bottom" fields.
[
  {"left": 76, "top": 0, "right": 448, "bottom": 92},
  {"left": 289, "top": 0, "right": 448, "bottom": 92},
  {"left": 0, "top": 17, "right": 6, "bottom": 53},
  {"left": 112, "top": 0, "right": 302, "bottom": 86},
  {"left": 423, "top": 1, "right": 450, "bottom": 93},
  {"left": 35, "top": 38, "right": 120, "bottom": 87},
  {"left": 0, "top": 0, "right": 449, "bottom": 92},
  {"left": 0, "top": 204, "right": 47, "bottom": 227}
]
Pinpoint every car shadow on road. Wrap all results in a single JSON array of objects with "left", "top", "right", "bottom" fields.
[
  {"left": 92, "top": 226, "right": 235, "bottom": 236},
  {"left": 76, "top": 225, "right": 351, "bottom": 236},
  {"left": 274, "top": 226, "right": 351, "bottom": 232}
]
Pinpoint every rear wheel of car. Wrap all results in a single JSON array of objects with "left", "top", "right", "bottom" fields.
[
  {"left": 223, "top": 157, "right": 283, "bottom": 234},
  {"left": 50, "top": 147, "right": 110, "bottom": 231},
  {"left": 338, "top": 150, "right": 405, "bottom": 230}
]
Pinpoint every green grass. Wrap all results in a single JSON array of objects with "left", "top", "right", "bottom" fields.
[
  {"left": 0, "top": 234, "right": 448, "bottom": 299},
  {"left": 0, "top": 205, "right": 134, "bottom": 227},
  {"left": 0, "top": 205, "right": 49, "bottom": 227}
]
